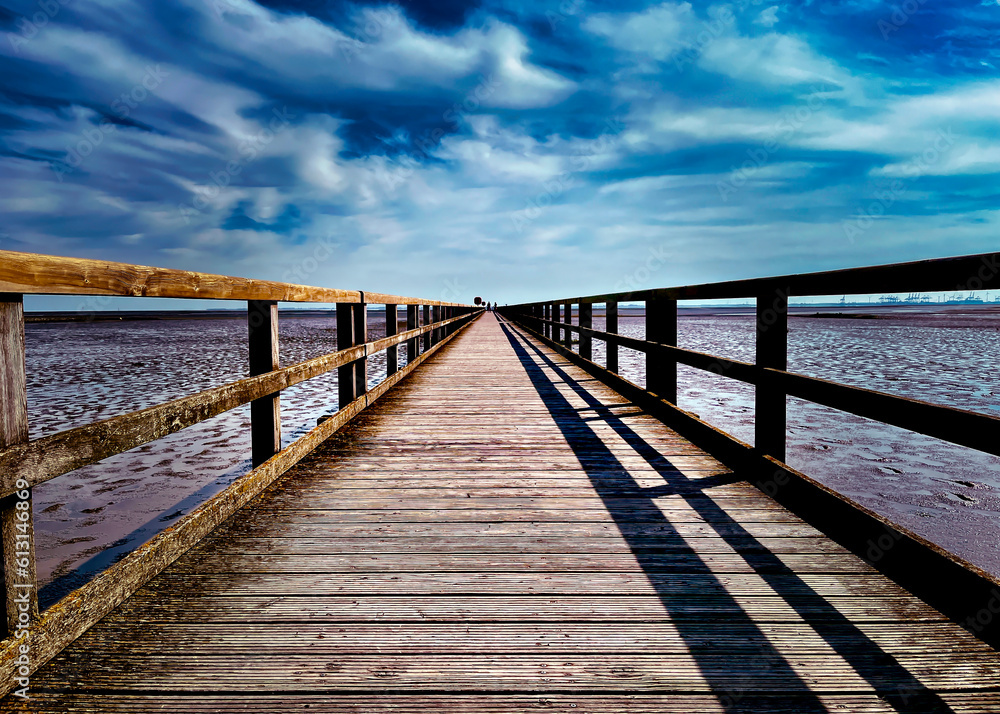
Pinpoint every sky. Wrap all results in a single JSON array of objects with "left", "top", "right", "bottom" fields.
[{"left": 2, "top": 0, "right": 999, "bottom": 309}]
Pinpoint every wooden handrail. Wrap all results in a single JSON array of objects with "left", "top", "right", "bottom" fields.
[
  {"left": 0, "top": 250, "right": 468, "bottom": 306},
  {"left": 503, "top": 249, "right": 1000, "bottom": 465},
  {"left": 517, "top": 251, "right": 1000, "bottom": 304},
  {"left": 0, "top": 250, "right": 482, "bottom": 695}
]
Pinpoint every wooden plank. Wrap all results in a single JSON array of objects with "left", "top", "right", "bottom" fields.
[
  {"left": 0, "top": 295, "right": 35, "bottom": 638},
  {"left": 169, "top": 552, "right": 876, "bottom": 575},
  {"left": 197, "top": 535, "right": 853, "bottom": 555},
  {"left": 110, "top": 593, "right": 950, "bottom": 625},
  {"left": 248, "top": 300, "right": 280, "bottom": 467},
  {"left": 8, "top": 693, "right": 976, "bottom": 713},
  {"left": 32, "top": 652, "right": 1000, "bottom": 692},
  {"left": 140, "top": 571, "right": 919, "bottom": 597},
  {"left": 69, "top": 621, "right": 993, "bottom": 656},
  {"left": 0, "top": 249, "right": 471, "bottom": 306}
]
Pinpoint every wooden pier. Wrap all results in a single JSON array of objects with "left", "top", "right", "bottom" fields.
[{"left": 2, "top": 251, "right": 1000, "bottom": 712}]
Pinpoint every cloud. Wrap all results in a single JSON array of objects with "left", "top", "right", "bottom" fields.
[{"left": 0, "top": 0, "right": 998, "bottom": 306}]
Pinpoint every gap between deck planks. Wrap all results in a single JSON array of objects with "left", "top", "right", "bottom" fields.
[{"left": 5, "top": 312, "right": 1000, "bottom": 713}]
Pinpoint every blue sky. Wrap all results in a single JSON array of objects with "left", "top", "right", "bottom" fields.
[{"left": 2, "top": 0, "right": 999, "bottom": 307}]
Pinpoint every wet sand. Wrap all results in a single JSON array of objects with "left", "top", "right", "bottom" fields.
[{"left": 24, "top": 306, "right": 1000, "bottom": 606}]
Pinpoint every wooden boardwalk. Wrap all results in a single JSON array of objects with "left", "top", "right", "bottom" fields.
[{"left": 7, "top": 313, "right": 1000, "bottom": 712}]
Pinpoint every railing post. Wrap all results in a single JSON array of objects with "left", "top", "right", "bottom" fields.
[
  {"left": 551, "top": 303, "right": 560, "bottom": 343},
  {"left": 0, "top": 294, "right": 37, "bottom": 635},
  {"left": 432, "top": 305, "right": 441, "bottom": 345},
  {"left": 756, "top": 285, "right": 789, "bottom": 461},
  {"left": 563, "top": 302, "right": 573, "bottom": 350},
  {"left": 406, "top": 305, "right": 418, "bottom": 364},
  {"left": 543, "top": 303, "right": 551, "bottom": 339},
  {"left": 385, "top": 304, "right": 398, "bottom": 375},
  {"left": 422, "top": 305, "right": 431, "bottom": 352},
  {"left": 646, "top": 296, "right": 678, "bottom": 402},
  {"left": 337, "top": 302, "right": 358, "bottom": 409},
  {"left": 579, "top": 302, "right": 593, "bottom": 360},
  {"left": 606, "top": 300, "right": 619, "bottom": 373},
  {"left": 248, "top": 300, "right": 280, "bottom": 467},
  {"left": 354, "top": 300, "right": 367, "bottom": 397}
]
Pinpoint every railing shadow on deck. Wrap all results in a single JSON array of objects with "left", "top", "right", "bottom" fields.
[{"left": 498, "top": 317, "right": 954, "bottom": 714}]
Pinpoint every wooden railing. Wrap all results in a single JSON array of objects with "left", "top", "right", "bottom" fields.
[
  {"left": 501, "top": 251, "right": 1000, "bottom": 644},
  {"left": 0, "top": 250, "right": 481, "bottom": 692}
]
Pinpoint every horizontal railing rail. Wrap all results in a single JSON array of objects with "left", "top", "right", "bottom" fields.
[
  {"left": 532, "top": 251, "right": 1000, "bottom": 303},
  {"left": 504, "top": 250, "right": 1000, "bottom": 463},
  {"left": 0, "top": 250, "right": 468, "bottom": 306},
  {"left": 0, "top": 250, "right": 481, "bottom": 695},
  {"left": 528, "top": 315, "right": 1000, "bottom": 458}
]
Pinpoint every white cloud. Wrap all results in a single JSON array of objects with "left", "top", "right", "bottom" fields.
[{"left": 584, "top": 2, "right": 696, "bottom": 60}]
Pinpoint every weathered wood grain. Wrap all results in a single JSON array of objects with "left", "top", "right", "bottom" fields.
[{"left": 0, "top": 250, "right": 471, "bottom": 306}]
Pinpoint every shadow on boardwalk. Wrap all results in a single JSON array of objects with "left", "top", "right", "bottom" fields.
[{"left": 498, "top": 318, "right": 951, "bottom": 714}]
